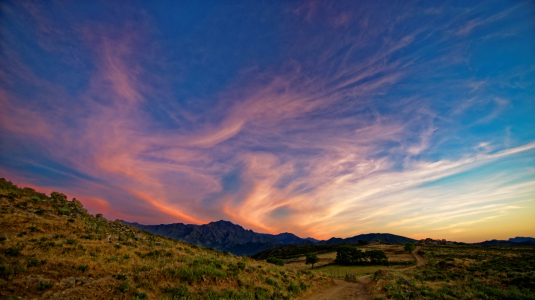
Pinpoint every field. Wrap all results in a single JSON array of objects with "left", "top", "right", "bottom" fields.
[
  {"left": 0, "top": 179, "right": 332, "bottom": 300},
  {"left": 368, "top": 245, "right": 535, "bottom": 300},
  {"left": 284, "top": 244, "right": 416, "bottom": 278}
]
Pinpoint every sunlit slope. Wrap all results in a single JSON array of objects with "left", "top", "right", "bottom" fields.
[{"left": 0, "top": 178, "right": 331, "bottom": 299}]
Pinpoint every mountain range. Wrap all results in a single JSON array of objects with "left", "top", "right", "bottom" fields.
[{"left": 121, "top": 219, "right": 415, "bottom": 256}]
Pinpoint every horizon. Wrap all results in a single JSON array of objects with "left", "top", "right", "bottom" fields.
[{"left": 1, "top": 1, "right": 534, "bottom": 243}]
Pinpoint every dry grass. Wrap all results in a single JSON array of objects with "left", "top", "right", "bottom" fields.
[
  {"left": 0, "top": 179, "right": 332, "bottom": 299},
  {"left": 284, "top": 244, "right": 415, "bottom": 274}
]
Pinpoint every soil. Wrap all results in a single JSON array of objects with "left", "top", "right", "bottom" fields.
[{"left": 302, "top": 247, "right": 424, "bottom": 300}]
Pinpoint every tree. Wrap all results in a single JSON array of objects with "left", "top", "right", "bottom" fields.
[
  {"left": 404, "top": 242, "right": 416, "bottom": 253},
  {"left": 365, "top": 250, "right": 388, "bottom": 265},
  {"left": 305, "top": 253, "right": 319, "bottom": 269},
  {"left": 335, "top": 245, "right": 364, "bottom": 265}
]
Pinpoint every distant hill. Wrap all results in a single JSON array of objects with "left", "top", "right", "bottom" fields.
[
  {"left": 316, "top": 233, "right": 416, "bottom": 245},
  {"left": 508, "top": 237, "right": 535, "bottom": 243},
  {"left": 121, "top": 220, "right": 312, "bottom": 256},
  {"left": 472, "top": 239, "right": 535, "bottom": 246},
  {"left": 122, "top": 221, "right": 417, "bottom": 256}
]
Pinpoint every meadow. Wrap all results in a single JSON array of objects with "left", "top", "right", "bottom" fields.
[
  {"left": 368, "top": 245, "right": 535, "bottom": 300},
  {"left": 0, "top": 179, "right": 332, "bottom": 300},
  {"left": 284, "top": 244, "right": 417, "bottom": 279}
]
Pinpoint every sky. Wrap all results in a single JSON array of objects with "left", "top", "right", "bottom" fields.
[{"left": 1, "top": 1, "right": 534, "bottom": 243}]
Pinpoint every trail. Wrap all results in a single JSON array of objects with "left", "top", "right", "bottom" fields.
[{"left": 302, "top": 247, "right": 424, "bottom": 300}]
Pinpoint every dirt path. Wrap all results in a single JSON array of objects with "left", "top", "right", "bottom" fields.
[{"left": 302, "top": 247, "right": 424, "bottom": 300}]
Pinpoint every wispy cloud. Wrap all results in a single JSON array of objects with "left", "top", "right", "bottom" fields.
[{"left": 1, "top": 0, "right": 534, "bottom": 242}]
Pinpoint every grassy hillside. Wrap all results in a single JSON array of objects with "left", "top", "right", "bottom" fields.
[
  {"left": 0, "top": 178, "right": 331, "bottom": 299},
  {"left": 368, "top": 245, "right": 535, "bottom": 299}
]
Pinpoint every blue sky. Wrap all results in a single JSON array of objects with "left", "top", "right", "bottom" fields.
[{"left": 0, "top": 0, "right": 534, "bottom": 241}]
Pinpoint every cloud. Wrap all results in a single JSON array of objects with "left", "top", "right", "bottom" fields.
[{"left": 1, "top": 0, "right": 534, "bottom": 242}]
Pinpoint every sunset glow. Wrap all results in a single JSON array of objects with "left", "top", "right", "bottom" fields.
[{"left": 1, "top": 1, "right": 534, "bottom": 242}]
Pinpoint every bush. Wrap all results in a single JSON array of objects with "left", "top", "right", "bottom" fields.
[
  {"left": 266, "top": 277, "right": 279, "bottom": 288},
  {"left": 117, "top": 279, "right": 130, "bottom": 293},
  {"left": 27, "top": 257, "right": 40, "bottom": 267},
  {"left": 50, "top": 192, "right": 67, "bottom": 202},
  {"left": 288, "top": 282, "right": 300, "bottom": 293},
  {"left": 4, "top": 247, "right": 21, "bottom": 256},
  {"left": 133, "top": 291, "right": 148, "bottom": 299},
  {"left": 0, "top": 265, "right": 15, "bottom": 280},
  {"left": 78, "top": 265, "right": 89, "bottom": 272},
  {"left": 57, "top": 205, "right": 71, "bottom": 215},
  {"left": 67, "top": 219, "right": 75, "bottom": 223},
  {"left": 66, "top": 239, "right": 76, "bottom": 245},
  {"left": 37, "top": 281, "right": 54, "bottom": 291},
  {"left": 161, "top": 285, "right": 190, "bottom": 299},
  {"left": 299, "top": 281, "right": 309, "bottom": 291},
  {"left": 267, "top": 257, "right": 284, "bottom": 266}
]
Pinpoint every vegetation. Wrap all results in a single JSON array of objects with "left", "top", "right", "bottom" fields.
[
  {"left": 335, "top": 245, "right": 388, "bottom": 265},
  {"left": 266, "top": 257, "right": 284, "bottom": 266},
  {"left": 404, "top": 242, "right": 415, "bottom": 253},
  {"left": 305, "top": 253, "right": 319, "bottom": 269},
  {"left": 369, "top": 245, "right": 535, "bottom": 300},
  {"left": 252, "top": 244, "right": 348, "bottom": 260},
  {"left": 0, "top": 178, "right": 332, "bottom": 299}
]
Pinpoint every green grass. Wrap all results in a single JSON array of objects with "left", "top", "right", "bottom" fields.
[{"left": 312, "top": 264, "right": 388, "bottom": 278}]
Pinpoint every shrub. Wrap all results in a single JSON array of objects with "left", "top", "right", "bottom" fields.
[
  {"left": 27, "top": 257, "right": 40, "bottom": 267},
  {"left": 266, "top": 277, "right": 279, "bottom": 288},
  {"left": 237, "top": 261, "right": 246, "bottom": 270},
  {"left": 50, "top": 192, "right": 67, "bottom": 202},
  {"left": 37, "top": 281, "right": 54, "bottom": 291},
  {"left": 299, "top": 281, "right": 309, "bottom": 291},
  {"left": 28, "top": 226, "right": 38, "bottom": 232},
  {"left": 0, "top": 265, "right": 15, "bottom": 280},
  {"left": 133, "top": 291, "right": 148, "bottom": 299},
  {"left": 57, "top": 205, "right": 71, "bottom": 215},
  {"left": 66, "top": 239, "right": 76, "bottom": 245},
  {"left": 67, "top": 219, "right": 75, "bottom": 223},
  {"left": 116, "top": 273, "right": 127, "bottom": 280},
  {"left": 30, "top": 196, "right": 40, "bottom": 203},
  {"left": 4, "top": 247, "right": 21, "bottom": 256},
  {"left": 161, "top": 285, "right": 190, "bottom": 299},
  {"left": 267, "top": 257, "right": 284, "bottom": 266},
  {"left": 78, "top": 265, "right": 89, "bottom": 272},
  {"left": 117, "top": 279, "right": 130, "bottom": 293},
  {"left": 288, "top": 282, "right": 300, "bottom": 293}
]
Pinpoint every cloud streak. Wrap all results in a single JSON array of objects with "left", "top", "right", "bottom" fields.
[{"left": 1, "top": 0, "right": 534, "bottom": 242}]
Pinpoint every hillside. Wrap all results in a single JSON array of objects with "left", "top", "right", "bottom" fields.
[
  {"left": 0, "top": 178, "right": 331, "bottom": 299},
  {"left": 316, "top": 233, "right": 416, "bottom": 245},
  {"left": 122, "top": 221, "right": 313, "bottom": 256},
  {"left": 508, "top": 237, "right": 535, "bottom": 243},
  {"left": 473, "top": 240, "right": 535, "bottom": 246}
]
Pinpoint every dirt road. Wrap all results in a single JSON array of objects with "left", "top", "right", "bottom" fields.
[{"left": 302, "top": 247, "right": 424, "bottom": 300}]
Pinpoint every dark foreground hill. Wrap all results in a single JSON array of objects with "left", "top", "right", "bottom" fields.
[
  {"left": 0, "top": 178, "right": 331, "bottom": 299},
  {"left": 121, "top": 220, "right": 315, "bottom": 256}
]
